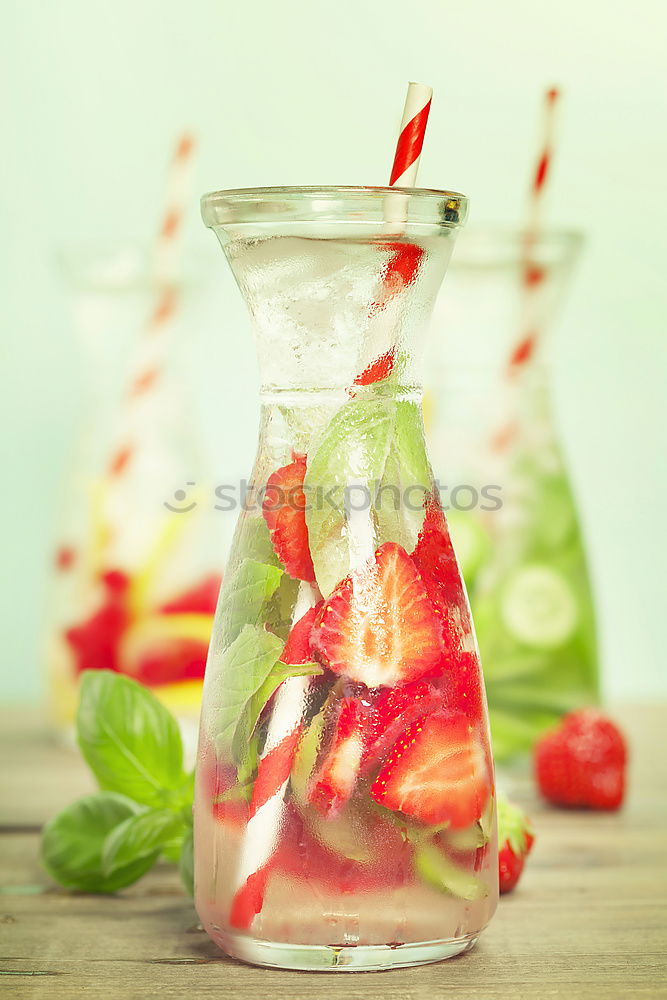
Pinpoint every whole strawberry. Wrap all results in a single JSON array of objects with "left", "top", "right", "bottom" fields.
[
  {"left": 497, "top": 795, "right": 535, "bottom": 894},
  {"left": 534, "top": 709, "right": 627, "bottom": 811}
]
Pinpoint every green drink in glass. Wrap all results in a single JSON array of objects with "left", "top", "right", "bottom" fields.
[{"left": 426, "top": 228, "right": 598, "bottom": 760}]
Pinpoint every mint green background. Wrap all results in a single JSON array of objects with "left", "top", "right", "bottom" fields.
[{"left": 2, "top": 0, "right": 666, "bottom": 703}]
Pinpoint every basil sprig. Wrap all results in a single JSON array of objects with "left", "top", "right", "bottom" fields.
[{"left": 41, "top": 671, "right": 194, "bottom": 895}]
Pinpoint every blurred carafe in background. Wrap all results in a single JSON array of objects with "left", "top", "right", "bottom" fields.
[
  {"left": 425, "top": 226, "right": 598, "bottom": 760},
  {"left": 425, "top": 90, "right": 599, "bottom": 759},
  {"left": 43, "top": 136, "right": 224, "bottom": 753}
]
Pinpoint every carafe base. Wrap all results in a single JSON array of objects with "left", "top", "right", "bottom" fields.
[{"left": 210, "top": 928, "right": 479, "bottom": 972}]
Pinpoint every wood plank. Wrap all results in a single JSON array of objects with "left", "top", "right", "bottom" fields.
[{"left": 1, "top": 704, "right": 666, "bottom": 998}]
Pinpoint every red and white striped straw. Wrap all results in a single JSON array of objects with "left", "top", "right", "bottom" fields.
[
  {"left": 506, "top": 88, "right": 560, "bottom": 375},
  {"left": 389, "top": 82, "right": 433, "bottom": 187},
  {"left": 525, "top": 87, "right": 560, "bottom": 244},
  {"left": 359, "top": 82, "right": 433, "bottom": 380},
  {"left": 230, "top": 582, "right": 321, "bottom": 930},
  {"left": 229, "top": 84, "right": 435, "bottom": 930},
  {"left": 107, "top": 132, "right": 196, "bottom": 480}
]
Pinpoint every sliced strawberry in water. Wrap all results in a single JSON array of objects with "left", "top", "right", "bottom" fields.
[
  {"left": 281, "top": 602, "right": 323, "bottom": 665},
  {"left": 411, "top": 496, "right": 464, "bottom": 610},
  {"left": 443, "top": 650, "right": 485, "bottom": 725},
  {"left": 272, "top": 802, "right": 413, "bottom": 893},
  {"left": 362, "top": 679, "right": 444, "bottom": 770},
  {"left": 371, "top": 712, "right": 491, "bottom": 829},
  {"left": 159, "top": 574, "right": 221, "bottom": 615},
  {"left": 307, "top": 696, "right": 368, "bottom": 816},
  {"left": 311, "top": 542, "right": 444, "bottom": 688},
  {"left": 262, "top": 455, "right": 316, "bottom": 583}
]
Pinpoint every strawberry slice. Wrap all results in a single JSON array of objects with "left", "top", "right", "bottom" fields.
[
  {"left": 281, "top": 602, "right": 322, "bottom": 664},
  {"left": 311, "top": 542, "right": 444, "bottom": 687},
  {"left": 443, "top": 650, "right": 485, "bottom": 725},
  {"left": 411, "top": 496, "right": 465, "bottom": 611},
  {"left": 262, "top": 455, "right": 316, "bottom": 583},
  {"left": 371, "top": 712, "right": 491, "bottom": 829},
  {"left": 159, "top": 574, "right": 221, "bottom": 615},
  {"left": 362, "top": 679, "right": 443, "bottom": 770},
  {"left": 411, "top": 498, "right": 484, "bottom": 722},
  {"left": 308, "top": 696, "right": 368, "bottom": 816}
]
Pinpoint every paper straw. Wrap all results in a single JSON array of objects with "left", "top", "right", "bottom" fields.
[
  {"left": 107, "top": 132, "right": 196, "bottom": 479},
  {"left": 361, "top": 83, "right": 432, "bottom": 377},
  {"left": 230, "top": 581, "right": 321, "bottom": 930},
  {"left": 389, "top": 82, "right": 433, "bottom": 187},
  {"left": 506, "top": 88, "right": 560, "bottom": 374}
]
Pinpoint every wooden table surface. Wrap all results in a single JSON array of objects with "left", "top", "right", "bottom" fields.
[{"left": 1, "top": 704, "right": 666, "bottom": 999}]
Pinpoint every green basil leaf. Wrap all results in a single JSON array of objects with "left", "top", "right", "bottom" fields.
[
  {"left": 179, "top": 825, "right": 194, "bottom": 897},
  {"left": 304, "top": 398, "right": 396, "bottom": 595},
  {"left": 232, "top": 660, "right": 322, "bottom": 764},
  {"left": 375, "top": 400, "right": 430, "bottom": 552},
  {"left": 213, "top": 625, "right": 285, "bottom": 753},
  {"left": 263, "top": 573, "right": 301, "bottom": 640},
  {"left": 102, "top": 809, "right": 184, "bottom": 877},
  {"left": 77, "top": 671, "right": 187, "bottom": 809},
  {"left": 236, "top": 732, "right": 260, "bottom": 786},
  {"left": 40, "top": 792, "right": 149, "bottom": 893},
  {"left": 219, "top": 558, "right": 283, "bottom": 647},
  {"left": 237, "top": 513, "right": 282, "bottom": 567}
]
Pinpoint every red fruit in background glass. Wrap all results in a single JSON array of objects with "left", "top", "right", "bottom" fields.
[
  {"left": 65, "top": 571, "right": 130, "bottom": 675},
  {"left": 371, "top": 712, "right": 491, "bottom": 829},
  {"left": 497, "top": 795, "right": 535, "bottom": 894},
  {"left": 160, "top": 574, "right": 221, "bottom": 615},
  {"left": 262, "top": 456, "right": 316, "bottom": 583},
  {"left": 124, "top": 636, "right": 209, "bottom": 686},
  {"left": 534, "top": 709, "right": 627, "bottom": 811},
  {"left": 311, "top": 542, "right": 443, "bottom": 688},
  {"left": 66, "top": 569, "right": 216, "bottom": 686}
]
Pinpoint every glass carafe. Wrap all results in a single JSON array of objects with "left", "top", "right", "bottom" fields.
[
  {"left": 426, "top": 229, "right": 598, "bottom": 760},
  {"left": 44, "top": 246, "right": 223, "bottom": 750},
  {"left": 195, "top": 187, "right": 498, "bottom": 972}
]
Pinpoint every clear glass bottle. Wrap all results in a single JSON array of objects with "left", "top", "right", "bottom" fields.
[
  {"left": 44, "top": 246, "right": 223, "bottom": 750},
  {"left": 195, "top": 187, "right": 498, "bottom": 971},
  {"left": 426, "top": 228, "right": 598, "bottom": 760}
]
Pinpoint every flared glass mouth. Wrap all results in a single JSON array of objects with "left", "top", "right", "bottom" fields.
[
  {"left": 450, "top": 226, "right": 583, "bottom": 269},
  {"left": 201, "top": 185, "right": 468, "bottom": 231}
]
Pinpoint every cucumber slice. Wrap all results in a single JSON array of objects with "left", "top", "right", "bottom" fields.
[
  {"left": 446, "top": 510, "right": 492, "bottom": 584},
  {"left": 443, "top": 821, "right": 487, "bottom": 852},
  {"left": 290, "top": 708, "right": 326, "bottom": 809},
  {"left": 500, "top": 564, "right": 578, "bottom": 649},
  {"left": 415, "top": 842, "right": 488, "bottom": 901},
  {"left": 444, "top": 794, "right": 494, "bottom": 851}
]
